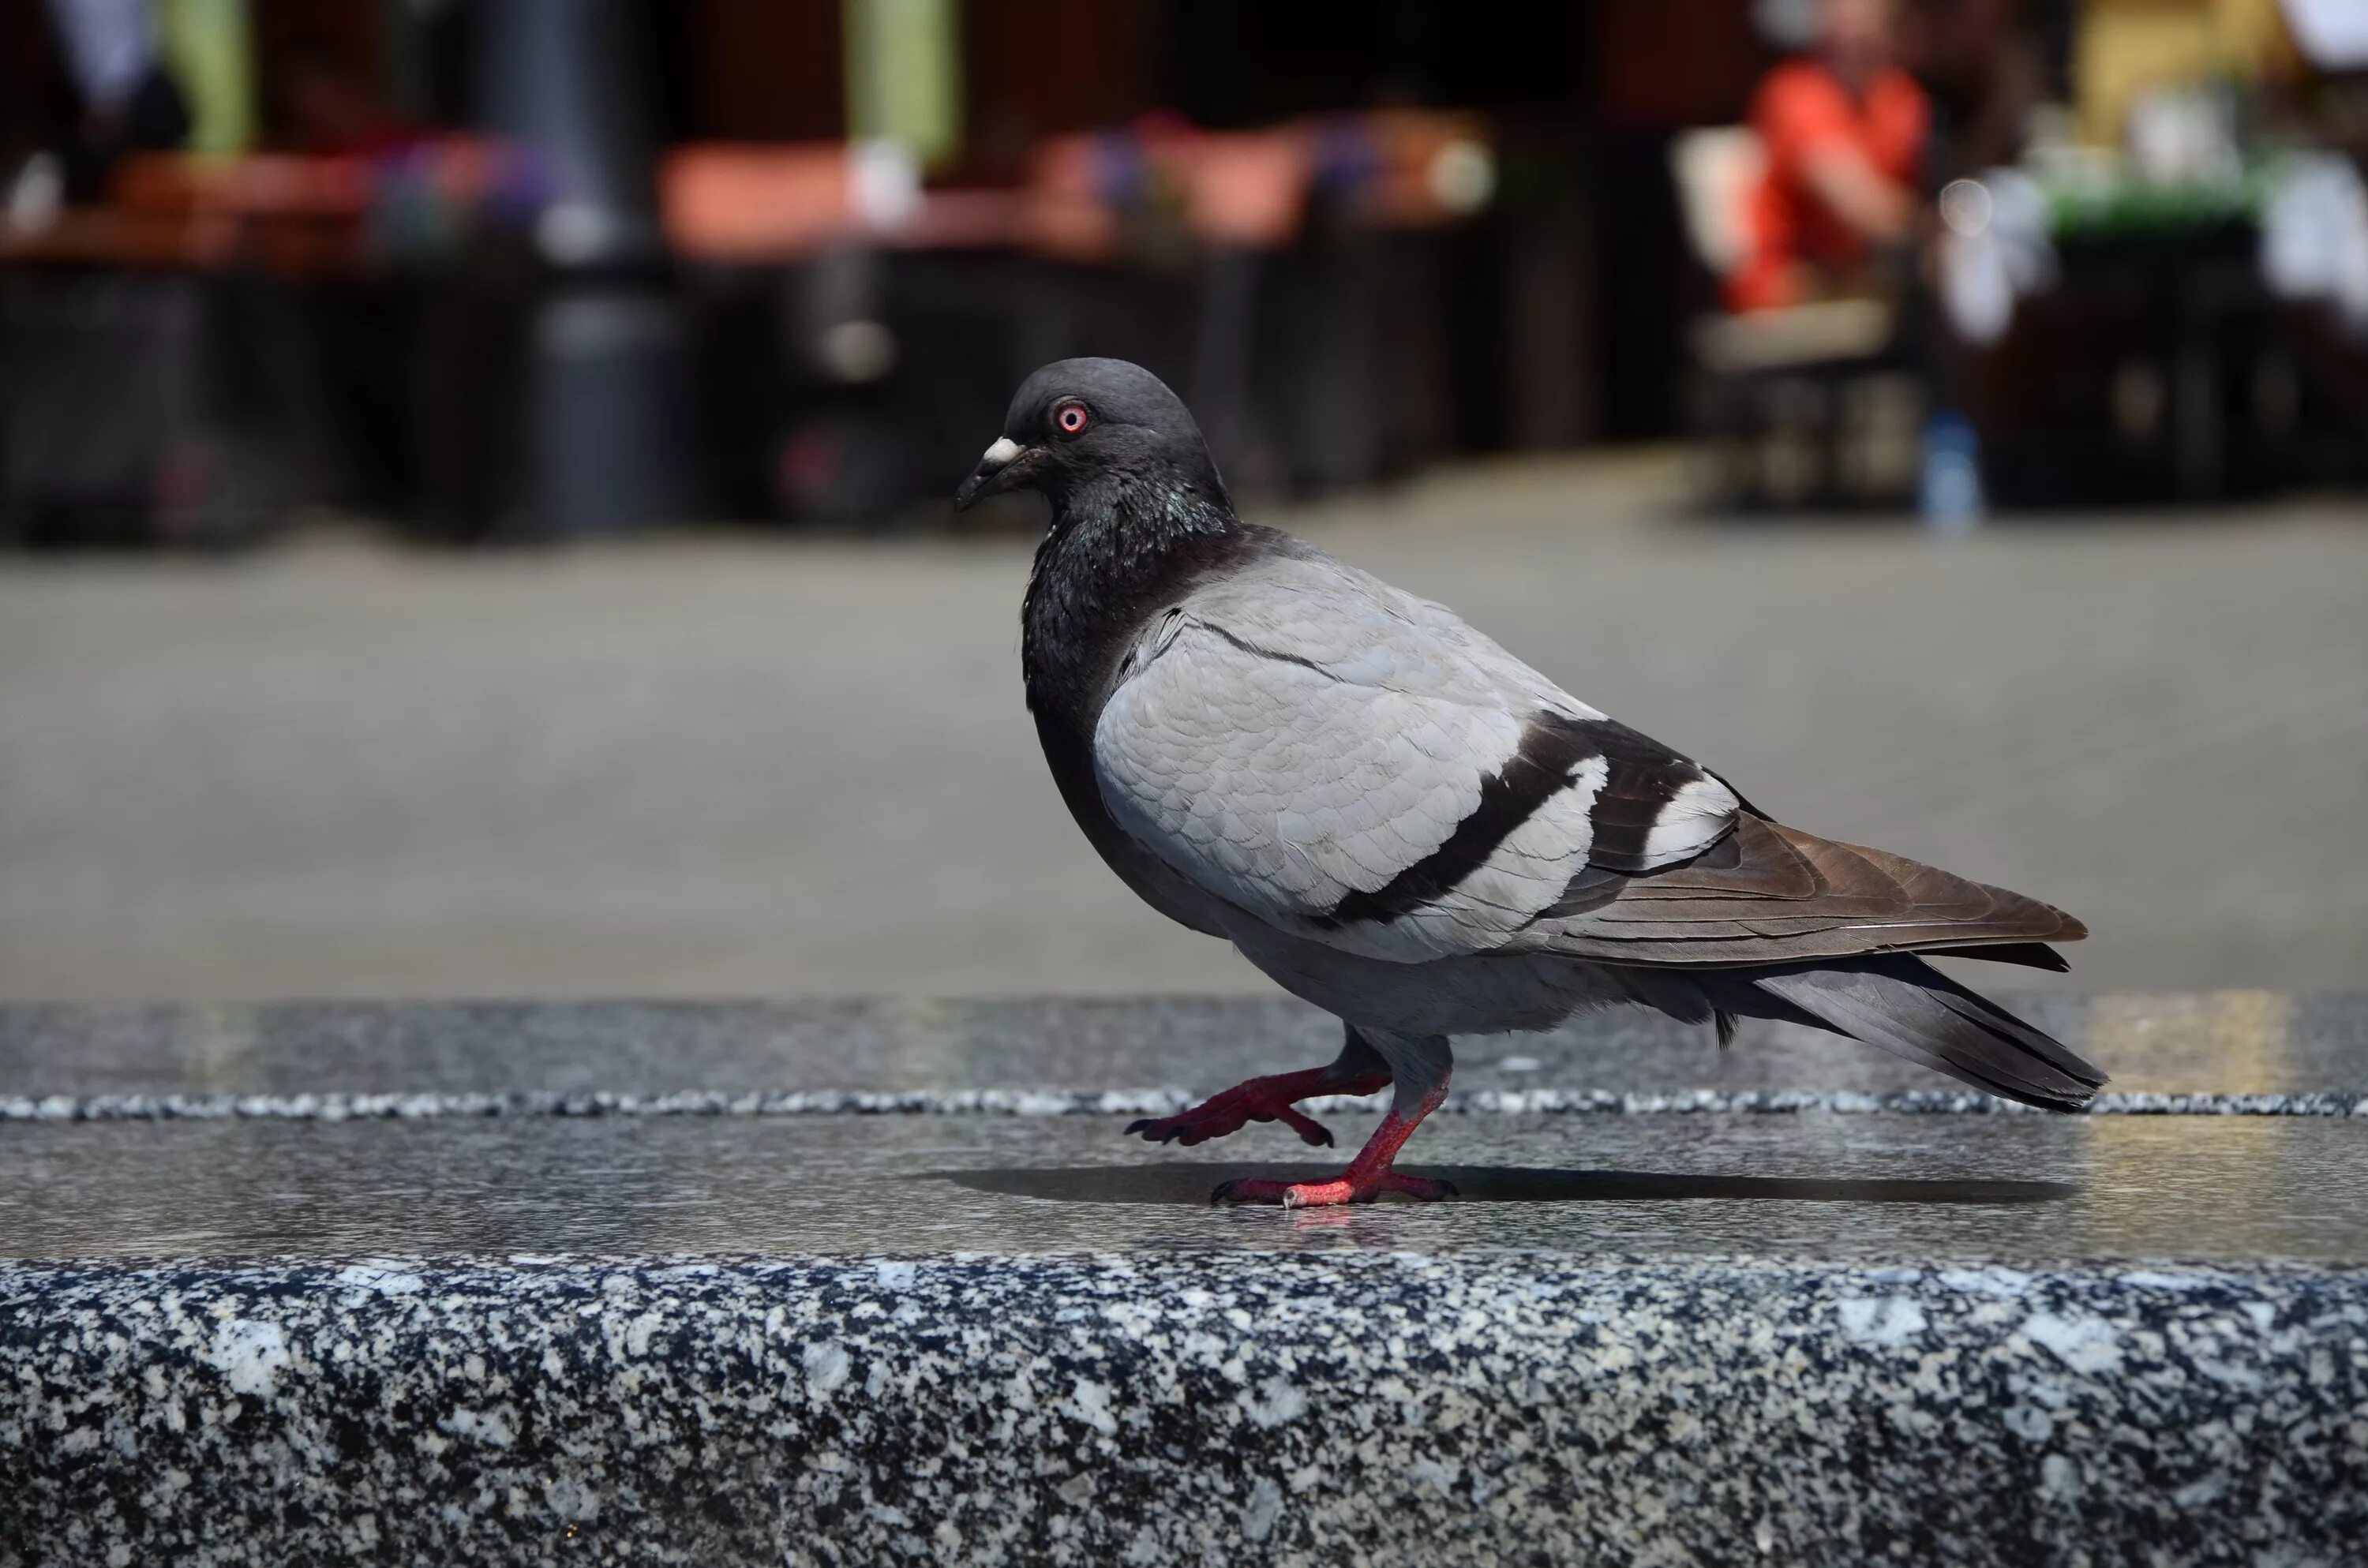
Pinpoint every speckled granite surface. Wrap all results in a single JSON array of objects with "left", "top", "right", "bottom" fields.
[
  {"left": 2, "top": 997, "right": 2365, "bottom": 1565},
  {"left": 4, "top": 1254, "right": 2363, "bottom": 1566}
]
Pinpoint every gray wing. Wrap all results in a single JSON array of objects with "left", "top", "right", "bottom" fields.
[{"left": 1089, "top": 552, "right": 1739, "bottom": 964}]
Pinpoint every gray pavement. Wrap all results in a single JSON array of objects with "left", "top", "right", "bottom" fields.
[{"left": 2, "top": 470, "right": 2364, "bottom": 1000}]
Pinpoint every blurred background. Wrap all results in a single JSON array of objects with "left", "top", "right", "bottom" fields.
[{"left": 1, "top": 0, "right": 2362, "bottom": 1002}]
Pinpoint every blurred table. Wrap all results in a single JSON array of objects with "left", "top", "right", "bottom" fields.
[{"left": 1961, "top": 156, "right": 2368, "bottom": 505}]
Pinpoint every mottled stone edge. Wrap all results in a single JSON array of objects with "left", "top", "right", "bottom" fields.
[
  {"left": 3, "top": 1252, "right": 2366, "bottom": 1567},
  {"left": 3, "top": 1086, "right": 2363, "bottom": 1121}
]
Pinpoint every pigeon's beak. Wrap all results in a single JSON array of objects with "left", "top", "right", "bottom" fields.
[{"left": 954, "top": 436, "right": 1036, "bottom": 511}]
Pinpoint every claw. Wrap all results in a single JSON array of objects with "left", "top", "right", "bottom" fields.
[
  {"left": 1125, "top": 1116, "right": 1189, "bottom": 1146},
  {"left": 1274, "top": 1106, "right": 1336, "bottom": 1148}
]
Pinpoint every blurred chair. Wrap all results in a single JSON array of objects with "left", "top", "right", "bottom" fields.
[{"left": 1670, "top": 125, "right": 1915, "bottom": 509}]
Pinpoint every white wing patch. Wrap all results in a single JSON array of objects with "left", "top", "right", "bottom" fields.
[{"left": 1640, "top": 776, "right": 1740, "bottom": 869}]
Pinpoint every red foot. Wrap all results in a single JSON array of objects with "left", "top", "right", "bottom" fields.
[
  {"left": 1207, "top": 1075, "right": 1456, "bottom": 1207},
  {"left": 1211, "top": 1171, "right": 1459, "bottom": 1207},
  {"left": 1126, "top": 1064, "right": 1388, "bottom": 1150}
]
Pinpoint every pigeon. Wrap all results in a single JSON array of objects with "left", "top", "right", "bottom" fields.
[{"left": 956, "top": 357, "right": 2103, "bottom": 1207}]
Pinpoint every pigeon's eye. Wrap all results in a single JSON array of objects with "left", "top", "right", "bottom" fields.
[{"left": 1054, "top": 402, "right": 1091, "bottom": 437}]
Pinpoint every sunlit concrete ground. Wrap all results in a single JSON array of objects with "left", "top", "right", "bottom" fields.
[{"left": 2, "top": 454, "right": 2363, "bottom": 1001}]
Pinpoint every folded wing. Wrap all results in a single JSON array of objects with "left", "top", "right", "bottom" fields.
[
  {"left": 1090, "top": 552, "right": 1742, "bottom": 963},
  {"left": 1509, "top": 813, "right": 2085, "bottom": 967},
  {"left": 1092, "top": 544, "right": 2084, "bottom": 975}
]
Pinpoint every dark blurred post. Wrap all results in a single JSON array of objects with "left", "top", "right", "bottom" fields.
[{"left": 475, "top": 0, "right": 689, "bottom": 535}]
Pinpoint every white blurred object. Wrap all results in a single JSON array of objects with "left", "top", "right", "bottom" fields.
[
  {"left": 2261, "top": 153, "right": 2368, "bottom": 336},
  {"left": 1940, "top": 229, "right": 2015, "bottom": 343},
  {"left": 537, "top": 201, "right": 619, "bottom": 266},
  {"left": 1426, "top": 140, "right": 1495, "bottom": 216},
  {"left": 848, "top": 139, "right": 921, "bottom": 230},
  {"left": 2126, "top": 84, "right": 2241, "bottom": 188},
  {"left": 818, "top": 320, "right": 897, "bottom": 384},
  {"left": 1939, "top": 170, "right": 2055, "bottom": 346},
  {"left": 1988, "top": 168, "right": 2056, "bottom": 286},
  {"left": 6, "top": 153, "right": 65, "bottom": 236},
  {"left": 1939, "top": 179, "right": 1992, "bottom": 238},
  {"left": 1669, "top": 126, "right": 1764, "bottom": 280},
  {"left": 2280, "top": 0, "right": 2368, "bottom": 69}
]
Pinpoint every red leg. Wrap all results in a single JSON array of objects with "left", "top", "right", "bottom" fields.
[
  {"left": 1211, "top": 1072, "right": 1457, "bottom": 1207},
  {"left": 1126, "top": 1058, "right": 1391, "bottom": 1149}
]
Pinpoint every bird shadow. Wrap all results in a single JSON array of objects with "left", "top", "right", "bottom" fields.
[{"left": 927, "top": 1165, "right": 2074, "bottom": 1207}]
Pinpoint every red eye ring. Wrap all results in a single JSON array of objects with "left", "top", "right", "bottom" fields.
[{"left": 1055, "top": 403, "right": 1090, "bottom": 436}]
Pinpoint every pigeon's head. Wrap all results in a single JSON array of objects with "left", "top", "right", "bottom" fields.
[{"left": 954, "top": 357, "right": 1226, "bottom": 515}]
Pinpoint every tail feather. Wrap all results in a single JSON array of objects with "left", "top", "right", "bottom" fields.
[
  {"left": 1923, "top": 941, "right": 2070, "bottom": 972},
  {"left": 1747, "top": 954, "right": 2106, "bottom": 1111}
]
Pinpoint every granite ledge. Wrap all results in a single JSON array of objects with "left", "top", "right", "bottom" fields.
[
  {"left": 3, "top": 1253, "right": 2363, "bottom": 1567},
  {"left": 6, "top": 1086, "right": 2366, "bottom": 1121}
]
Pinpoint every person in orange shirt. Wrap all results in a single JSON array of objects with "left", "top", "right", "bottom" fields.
[{"left": 1730, "top": 0, "right": 1931, "bottom": 313}]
